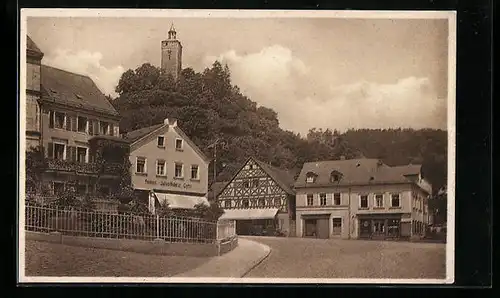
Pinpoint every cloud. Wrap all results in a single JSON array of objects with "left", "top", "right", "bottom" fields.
[
  {"left": 44, "top": 49, "right": 124, "bottom": 97},
  {"left": 204, "top": 45, "right": 447, "bottom": 135}
]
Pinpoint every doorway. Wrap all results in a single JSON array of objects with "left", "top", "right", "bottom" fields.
[{"left": 304, "top": 219, "right": 317, "bottom": 237}]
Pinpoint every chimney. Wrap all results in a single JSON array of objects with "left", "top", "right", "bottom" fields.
[{"left": 164, "top": 118, "right": 178, "bottom": 127}]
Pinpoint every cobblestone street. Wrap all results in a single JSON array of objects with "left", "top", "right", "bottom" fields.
[{"left": 244, "top": 236, "right": 446, "bottom": 279}]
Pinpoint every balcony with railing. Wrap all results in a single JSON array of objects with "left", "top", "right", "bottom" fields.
[{"left": 44, "top": 159, "right": 122, "bottom": 176}]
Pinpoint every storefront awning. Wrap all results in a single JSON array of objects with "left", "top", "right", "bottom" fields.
[
  {"left": 219, "top": 208, "right": 279, "bottom": 220},
  {"left": 153, "top": 192, "right": 209, "bottom": 209}
]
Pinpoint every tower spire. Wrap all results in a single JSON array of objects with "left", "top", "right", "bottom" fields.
[{"left": 168, "top": 22, "right": 177, "bottom": 40}]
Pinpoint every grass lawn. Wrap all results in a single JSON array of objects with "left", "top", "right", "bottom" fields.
[{"left": 24, "top": 240, "right": 211, "bottom": 277}]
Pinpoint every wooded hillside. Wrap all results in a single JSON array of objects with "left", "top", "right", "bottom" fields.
[{"left": 111, "top": 62, "right": 447, "bottom": 194}]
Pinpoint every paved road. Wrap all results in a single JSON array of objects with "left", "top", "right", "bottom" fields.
[{"left": 244, "top": 236, "right": 446, "bottom": 279}]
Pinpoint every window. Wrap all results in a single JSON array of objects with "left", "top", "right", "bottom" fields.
[
  {"left": 243, "top": 181, "right": 250, "bottom": 188},
  {"left": 306, "top": 175, "right": 315, "bottom": 183},
  {"left": 157, "top": 136, "right": 165, "bottom": 147},
  {"left": 77, "top": 116, "right": 87, "bottom": 133},
  {"left": 258, "top": 198, "right": 265, "bottom": 207},
  {"left": 320, "top": 193, "right": 327, "bottom": 206},
  {"left": 174, "top": 163, "right": 183, "bottom": 178},
  {"left": 54, "top": 143, "right": 65, "bottom": 160},
  {"left": 388, "top": 219, "right": 400, "bottom": 237},
  {"left": 53, "top": 182, "right": 65, "bottom": 195},
  {"left": 242, "top": 199, "right": 249, "bottom": 208},
  {"left": 391, "top": 194, "right": 401, "bottom": 207},
  {"left": 333, "top": 193, "right": 341, "bottom": 205},
  {"left": 156, "top": 160, "right": 166, "bottom": 176},
  {"left": 375, "top": 194, "right": 384, "bottom": 208},
  {"left": 54, "top": 112, "right": 65, "bottom": 129},
  {"left": 360, "top": 195, "right": 368, "bottom": 208},
  {"left": 191, "top": 165, "right": 199, "bottom": 180},
  {"left": 224, "top": 200, "right": 231, "bottom": 208},
  {"left": 332, "top": 218, "right": 342, "bottom": 235},
  {"left": 274, "top": 198, "right": 281, "bottom": 207},
  {"left": 77, "top": 184, "right": 87, "bottom": 195},
  {"left": 100, "top": 121, "right": 109, "bottom": 135},
  {"left": 136, "top": 157, "right": 146, "bottom": 173},
  {"left": 175, "top": 139, "right": 183, "bottom": 150},
  {"left": 306, "top": 194, "right": 314, "bottom": 206},
  {"left": 76, "top": 147, "right": 87, "bottom": 163},
  {"left": 252, "top": 179, "right": 260, "bottom": 187}
]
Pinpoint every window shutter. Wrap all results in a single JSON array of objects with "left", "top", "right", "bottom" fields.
[
  {"left": 47, "top": 142, "right": 53, "bottom": 159},
  {"left": 48, "top": 111, "right": 54, "bottom": 128},
  {"left": 71, "top": 115, "right": 77, "bottom": 131},
  {"left": 88, "top": 120, "right": 94, "bottom": 136}
]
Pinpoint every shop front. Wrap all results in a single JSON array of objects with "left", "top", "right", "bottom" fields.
[
  {"left": 357, "top": 213, "right": 409, "bottom": 240},
  {"left": 218, "top": 208, "right": 280, "bottom": 236},
  {"left": 301, "top": 214, "right": 331, "bottom": 239}
]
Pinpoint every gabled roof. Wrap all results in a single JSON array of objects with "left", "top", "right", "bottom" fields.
[
  {"left": 295, "top": 158, "right": 423, "bottom": 188},
  {"left": 123, "top": 124, "right": 164, "bottom": 143},
  {"left": 124, "top": 121, "right": 210, "bottom": 163},
  {"left": 208, "top": 181, "right": 229, "bottom": 200},
  {"left": 40, "top": 65, "right": 119, "bottom": 117},
  {"left": 216, "top": 157, "right": 296, "bottom": 198},
  {"left": 252, "top": 158, "right": 296, "bottom": 195},
  {"left": 27, "top": 35, "right": 44, "bottom": 58}
]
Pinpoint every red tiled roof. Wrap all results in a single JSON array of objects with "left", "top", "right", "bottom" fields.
[{"left": 40, "top": 65, "right": 119, "bottom": 117}]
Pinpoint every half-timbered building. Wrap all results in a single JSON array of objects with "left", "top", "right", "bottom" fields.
[{"left": 216, "top": 157, "right": 296, "bottom": 236}]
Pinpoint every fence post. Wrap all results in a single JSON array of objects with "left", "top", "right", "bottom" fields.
[
  {"left": 55, "top": 205, "right": 59, "bottom": 232},
  {"left": 216, "top": 221, "right": 219, "bottom": 241},
  {"left": 156, "top": 214, "right": 160, "bottom": 240}
]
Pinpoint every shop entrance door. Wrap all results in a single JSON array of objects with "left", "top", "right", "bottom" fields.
[
  {"left": 359, "top": 219, "right": 371, "bottom": 238},
  {"left": 372, "top": 219, "right": 386, "bottom": 239}
]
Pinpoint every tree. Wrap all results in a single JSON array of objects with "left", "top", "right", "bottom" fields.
[
  {"left": 193, "top": 201, "right": 225, "bottom": 221},
  {"left": 25, "top": 146, "right": 45, "bottom": 195}
]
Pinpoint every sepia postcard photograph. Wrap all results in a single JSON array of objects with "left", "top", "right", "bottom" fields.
[{"left": 18, "top": 9, "right": 456, "bottom": 284}]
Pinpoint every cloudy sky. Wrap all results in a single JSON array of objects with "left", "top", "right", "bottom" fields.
[{"left": 26, "top": 14, "right": 450, "bottom": 135}]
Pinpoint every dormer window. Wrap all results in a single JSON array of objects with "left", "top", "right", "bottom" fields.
[
  {"left": 330, "top": 170, "right": 343, "bottom": 183},
  {"left": 306, "top": 172, "right": 317, "bottom": 183}
]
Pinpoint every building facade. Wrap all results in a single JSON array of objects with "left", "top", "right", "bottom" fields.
[
  {"left": 25, "top": 36, "right": 44, "bottom": 150},
  {"left": 124, "top": 118, "right": 210, "bottom": 209},
  {"left": 294, "top": 158, "right": 432, "bottom": 240},
  {"left": 160, "top": 24, "right": 182, "bottom": 81},
  {"left": 26, "top": 36, "right": 124, "bottom": 199},
  {"left": 216, "top": 157, "right": 296, "bottom": 236}
]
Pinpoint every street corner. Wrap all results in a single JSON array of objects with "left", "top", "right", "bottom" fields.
[{"left": 174, "top": 237, "right": 272, "bottom": 278}]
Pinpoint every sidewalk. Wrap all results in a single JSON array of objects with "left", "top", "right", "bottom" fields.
[{"left": 175, "top": 237, "right": 271, "bottom": 278}]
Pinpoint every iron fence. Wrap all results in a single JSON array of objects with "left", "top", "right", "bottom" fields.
[{"left": 25, "top": 204, "right": 235, "bottom": 243}]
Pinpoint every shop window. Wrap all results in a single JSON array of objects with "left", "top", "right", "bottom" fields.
[
  {"left": 332, "top": 218, "right": 342, "bottom": 235},
  {"left": 388, "top": 219, "right": 400, "bottom": 237}
]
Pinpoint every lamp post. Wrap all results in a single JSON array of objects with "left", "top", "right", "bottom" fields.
[{"left": 207, "top": 138, "right": 225, "bottom": 200}]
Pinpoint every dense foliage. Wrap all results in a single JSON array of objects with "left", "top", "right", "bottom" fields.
[{"left": 111, "top": 62, "right": 447, "bottom": 195}]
